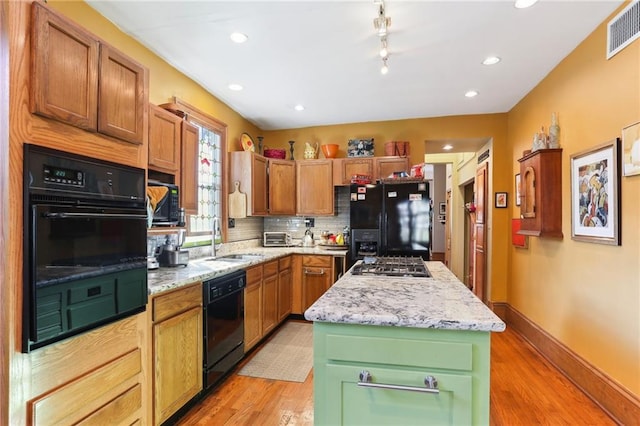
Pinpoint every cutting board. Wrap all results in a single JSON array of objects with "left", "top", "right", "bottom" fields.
[{"left": 228, "top": 181, "right": 247, "bottom": 219}]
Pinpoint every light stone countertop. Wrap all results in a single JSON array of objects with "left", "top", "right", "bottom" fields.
[
  {"left": 303, "top": 261, "right": 506, "bottom": 332},
  {"left": 147, "top": 245, "right": 348, "bottom": 295}
]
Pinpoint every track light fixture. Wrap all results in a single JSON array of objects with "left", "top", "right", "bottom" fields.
[
  {"left": 373, "top": 2, "right": 391, "bottom": 37},
  {"left": 379, "top": 37, "right": 388, "bottom": 58},
  {"left": 373, "top": 1, "right": 391, "bottom": 74}
]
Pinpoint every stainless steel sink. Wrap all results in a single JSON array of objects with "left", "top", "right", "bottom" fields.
[{"left": 205, "top": 254, "right": 265, "bottom": 262}]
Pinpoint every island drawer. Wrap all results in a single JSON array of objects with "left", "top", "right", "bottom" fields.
[{"left": 324, "top": 333, "right": 473, "bottom": 372}]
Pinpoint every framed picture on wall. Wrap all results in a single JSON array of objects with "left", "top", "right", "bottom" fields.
[
  {"left": 621, "top": 121, "right": 640, "bottom": 177},
  {"left": 515, "top": 173, "right": 521, "bottom": 206},
  {"left": 570, "top": 138, "right": 621, "bottom": 245},
  {"left": 495, "top": 192, "right": 508, "bottom": 208}
]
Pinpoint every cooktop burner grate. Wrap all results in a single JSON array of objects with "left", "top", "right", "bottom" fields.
[{"left": 351, "top": 256, "right": 431, "bottom": 277}]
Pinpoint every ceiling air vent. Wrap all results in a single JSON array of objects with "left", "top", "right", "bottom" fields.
[{"left": 607, "top": 0, "right": 640, "bottom": 59}]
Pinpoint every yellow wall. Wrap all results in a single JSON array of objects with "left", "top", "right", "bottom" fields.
[
  {"left": 508, "top": 15, "right": 640, "bottom": 393},
  {"left": 47, "top": 0, "right": 260, "bottom": 150}
]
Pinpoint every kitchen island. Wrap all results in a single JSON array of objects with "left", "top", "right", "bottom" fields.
[{"left": 304, "top": 261, "right": 505, "bottom": 426}]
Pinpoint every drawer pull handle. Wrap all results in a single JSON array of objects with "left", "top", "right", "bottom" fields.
[
  {"left": 357, "top": 370, "right": 439, "bottom": 394},
  {"left": 304, "top": 268, "right": 325, "bottom": 275}
]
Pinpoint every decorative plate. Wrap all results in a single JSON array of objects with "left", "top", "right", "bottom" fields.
[{"left": 241, "top": 133, "right": 255, "bottom": 152}]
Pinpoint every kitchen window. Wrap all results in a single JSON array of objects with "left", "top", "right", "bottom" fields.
[
  {"left": 169, "top": 98, "right": 228, "bottom": 241},
  {"left": 190, "top": 121, "right": 222, "bottom": 234}
]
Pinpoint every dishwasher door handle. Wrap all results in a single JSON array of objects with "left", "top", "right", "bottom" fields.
[{"left": 357, "top": 370, "right": 439, "bottom": 394}]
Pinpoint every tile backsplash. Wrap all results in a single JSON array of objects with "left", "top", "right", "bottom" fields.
[
  {"left": 148, "top": 186, "right": 351, "bottom": 259},
  {"left": 264, "top": 186, "right": 350, "bottom": 240}
]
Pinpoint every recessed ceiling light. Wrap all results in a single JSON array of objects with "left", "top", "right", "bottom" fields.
[
  {"left": 294, "top": 104, "right": 305, "bottom": 111},
  {"left": 482, "top": 56, "right": 501, "bottom": 65},
  {"left": 442, "top": 144, "right": 453, "bottom": 151},
  {"left": 228, "top": 83, "right": 243, "bottom": 91},
  {"left": 465, "top": 90, "right": 479, "bottom": 98},
  {"left": 230, "top": 32, "right": 248, "bottom": 43},
  {"left": 515, "top": 0, "right": 538, "bottom": 9}
]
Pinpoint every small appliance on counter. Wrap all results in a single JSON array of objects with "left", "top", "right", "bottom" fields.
[
  {"left": 147, "top": 238, "right": 159, "bottom": 270},
  {"left": 157, "top": 230, "right": 189, "bottom": 267},
  {"left": 263, "top": 231, "right": 292, "bottom": 247}
]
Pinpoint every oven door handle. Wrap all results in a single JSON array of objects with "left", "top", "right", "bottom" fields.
[{"left": 42, "top": 212, "right": 147, "bottom": 220}]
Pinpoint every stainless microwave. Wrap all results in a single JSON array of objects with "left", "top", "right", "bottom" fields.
[{"left": 148, "top": 181, "right": 180, "bottom": 225}]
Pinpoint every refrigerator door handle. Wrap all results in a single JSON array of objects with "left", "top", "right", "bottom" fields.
[{"left": 381, "top": 212, "right": 387, "bottom": 251}]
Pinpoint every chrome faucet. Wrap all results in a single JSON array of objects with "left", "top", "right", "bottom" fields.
[{"left": 211, "top": 216, "right": 221, "bottom": 258}]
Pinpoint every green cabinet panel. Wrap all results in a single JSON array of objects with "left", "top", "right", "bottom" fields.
[
  {"left": 325, "top": 334, "right": 473, "bottom": 371},
  {"left": 313, "top": 322, "right": 491, "bottom": 426},
  {"left": 326, "top": 363, "right": 472, "bottom": 426}
]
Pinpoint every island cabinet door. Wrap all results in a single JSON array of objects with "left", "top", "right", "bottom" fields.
[{"left": 323, "top": 364, "right": 472, "bottom": 426}]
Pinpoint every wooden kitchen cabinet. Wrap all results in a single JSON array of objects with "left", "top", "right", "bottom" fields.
[
  {"left": 180, "top": 120, "right": 199, "bottom": 215},
  {"left": 149, "top": 104, "right": 182, "bottom": 174},
  {"left": 262, "top": 260, "right": 279, "bottom": 336},
  {"left": 301, "top": 255, "right": 333, "bottom": 312},
  {"left": 375, "top": 156, "right": 410, "bottom": 180},
  {"left": 24, "top": 315, "right": 147, "bottom": 425},
  {"left": 245, "top": 258, "right": 291, "bottom": 351},
  {"left": 268, "top": 159, "right": 296, "bottom": 215},
  {"left": 97, "top": 44, "right": 146, "bottom": 144},
  {"left": 332, "top": 156, "right": 410, "bottom": 185},
  {"left": 151, "top": 282, "right": 203, "bottom": 425},
  {"left": 297, "top": 159, "right": 334, "bottom": 215},
  {"left": 333, "top": 157, "right": 374, "bottom": 185},
  {"left": 31, "top": 2, "right": 146, "bottom": 145},
  {"left": 230, "top": 151, "right": 268, "bottom": 216},
  {"left": 313, "top": 323, "right": 489, "bottom": 425},
  {"left": 278, "top": 256, "right": 293, "bottom": 322},
  {"left": 244, "top": 265, "right": 263, "bottom": 352},
  {"left": 517, "top": 149, "right": 563, "bottom": 238}
]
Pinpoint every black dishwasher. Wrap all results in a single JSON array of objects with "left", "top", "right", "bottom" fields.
[{"left": 203, "top": 269, "right": 246, "bottom": 391}]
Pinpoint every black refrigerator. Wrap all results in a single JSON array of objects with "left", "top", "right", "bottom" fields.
[{"left": 350, "top": 181, "right": 431, "bottom": 263}]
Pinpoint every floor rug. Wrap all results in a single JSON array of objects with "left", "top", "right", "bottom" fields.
[{"left": 238, "top": 321, "right": 313, "bottom": 382}]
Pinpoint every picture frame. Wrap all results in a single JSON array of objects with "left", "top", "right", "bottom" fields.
[
  {"left": 621, "top": 121, "right": 640, "bottom": 177},
  {"left": 515, "top": 173, "right": 521, "bottom": 206},
  {"left": 495, "top": 192, "right": 508, "bottom": 208},
  {"left": 347, "top": 138, "right": 374, "bottom": 157},
  {"left": 570, "top": 138, "right": 621, "bottom": 245},
  {"left": 439, "top": 202, "right": 446, "bottom": 215}
]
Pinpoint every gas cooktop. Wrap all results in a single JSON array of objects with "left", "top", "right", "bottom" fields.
[{"left": 351, "top": 256, "right": 431, "bottom": 277}]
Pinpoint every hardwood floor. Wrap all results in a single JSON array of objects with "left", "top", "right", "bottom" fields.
[{"left": 177, "top": 322, "right": 616, "bottom": 426}]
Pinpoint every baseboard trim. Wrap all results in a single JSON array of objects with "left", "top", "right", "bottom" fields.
[{"left": 492, "top": 302, "right": 640, "bottom": 426}]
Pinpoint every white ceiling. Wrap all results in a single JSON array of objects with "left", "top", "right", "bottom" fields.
[{"left": 87, "top": 0, "right": 622, "bottom": 133}]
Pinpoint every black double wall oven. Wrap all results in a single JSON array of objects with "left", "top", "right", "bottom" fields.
[{"left": 23, "top": 144, "right": 148, "bottom": 352}]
